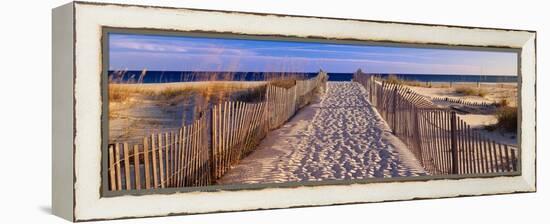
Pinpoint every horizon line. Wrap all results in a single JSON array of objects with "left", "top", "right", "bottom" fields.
[{"left": 107, "top": 69, "right": 517, "bottom": 77}]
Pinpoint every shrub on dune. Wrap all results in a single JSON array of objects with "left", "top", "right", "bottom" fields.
[
  {"left": 497, "top": 98, "right": 510, "bottom": 107},
  {"left": 495, "top": 106, "right": 518, "bottom": 132},
  {"left": 455, "top": 86, "right": 487, "bottom": 97}
]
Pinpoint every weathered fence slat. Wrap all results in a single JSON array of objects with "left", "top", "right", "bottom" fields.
[
  {"left": 157, "top": 133, "right": 165, "bottom": 188},
  {"left": 114, "top": 144, "right": 122, "bottom": 190},
  {"left": 133, "top": 145, "right": 141, "bottom": 190},
  {"left": 151, "top": 135, "right": 158, "bottom": 188},
  {"left": 143, "top": 137, "right": 151, "bottom": 189},
  {"left": 108, "top": 145, "right": 116, "bottom": 190}
]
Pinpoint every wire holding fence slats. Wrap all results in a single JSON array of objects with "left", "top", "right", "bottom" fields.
[
  {"left": 107, "top": 72, "right": 328, "bottom": 191},
  {"left": 353, "top": 72, "right": 518, "bottom": 175}
]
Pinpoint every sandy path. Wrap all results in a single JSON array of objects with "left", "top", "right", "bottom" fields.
[{"left": 219, "top": 81, "right": 427, "bottom": 185}]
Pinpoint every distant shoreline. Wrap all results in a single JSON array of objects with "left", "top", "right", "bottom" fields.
[{"left": 108, "top": 70, "right": 518, "bottom": 83}]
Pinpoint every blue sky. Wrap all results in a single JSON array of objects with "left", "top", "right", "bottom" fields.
[{"left": 109, "top": 33, "right": 518, "bottom": 76}]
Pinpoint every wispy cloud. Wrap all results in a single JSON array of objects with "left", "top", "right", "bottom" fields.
[
  {"left": 109, "top": 33, "right": 518, "bottom": 75},
  {"left": 111, "top": 41, "right": 188, "bottom": 53}
]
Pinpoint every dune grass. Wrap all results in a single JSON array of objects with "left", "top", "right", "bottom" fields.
[
  {"left": 495, "top": 106, "right": 518, "bottom": 132},
  {"left": 109, "top": 82, "right": 266, "bottom": 102},
  {"left": 109, "top": 86, "right": 132, "bottom": 102},
  {"left": 108, "top": 70, "right": 318, "bottom": 123},
  {"left": 385, "top": 74, "right": 403, "bottom": 85},
  {"left": 108, "top": 72, "right": 312, "bottom": 107},
  {"left": 269, "top": 79, "right": 297, "bottom": 89},
  {"left": 382, "top": 74, "right": 435, "bottom": 88},
  {"left": 108, "top": 69, "right": 310, "bottom": 102},
  {"left": 497, "top": 98, "right": 510, "bottom": 107},
  {"left": 455, "top": 86, "right": 488, "bottom": 97},
  {"left": 485, "top": 106, "right": 517, "bottom": 132}
]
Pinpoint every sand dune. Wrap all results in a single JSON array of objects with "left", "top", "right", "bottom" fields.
[
  {"left": 109, "top": 81, "right": 267, "bottom": 144},
  {"left": 219, "top": 82, "right": 427, "bottom": 185},
  {"left": 408, "top": 83, "right": 517, "bottom": 107}
]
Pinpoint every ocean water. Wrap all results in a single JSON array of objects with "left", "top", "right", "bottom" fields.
[
  {"left": 325, "top": 73, "right": 517, "bottom": 82},
  {"left": 365, "top": 73, "right": 517, "bottom": 83},
  {"left": 109, "top": 71, "right": 517, "bottom": 83}
]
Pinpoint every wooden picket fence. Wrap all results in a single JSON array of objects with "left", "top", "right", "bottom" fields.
[
  {"left": 267, "top": 85, "right": 297, "bottom": 129},
  {"left": 211, "top": 101, "right": 269, "bottom": 179},
  {"left": 418, "top": 109, "right": 518, "bottom": 174},
  {"left": 107, "top": 72, "right": 328, "bottom": 191},
  {"left": 353, "top": 72, "right": 518, "bottom": 175},
  {"left": 108, "top": 115, "right": 210, "bottom": 191},
  {"left": 267, "top": 73, "right": 328, "bottom": 129}
]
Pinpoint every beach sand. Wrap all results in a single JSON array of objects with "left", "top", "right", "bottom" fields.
[{"left": 219, "top": 82, "right": 427, "bottom": 185}]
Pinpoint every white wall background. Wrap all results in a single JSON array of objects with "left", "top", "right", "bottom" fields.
[{"left": 0, "top": 0, "right": 546, "bottom": 223}]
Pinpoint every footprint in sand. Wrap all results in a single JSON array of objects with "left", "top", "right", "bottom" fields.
[{"left": 218, "top": 82, "right": 427, "bottom": 185}]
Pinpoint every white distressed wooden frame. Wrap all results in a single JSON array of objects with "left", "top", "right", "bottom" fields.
[{"left": 52, "top": 1, "right": 536, "bottom": 222}]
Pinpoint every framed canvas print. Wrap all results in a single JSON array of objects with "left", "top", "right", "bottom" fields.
[{"left": 52, "top": 1, "right": 536, "bottom": 222}]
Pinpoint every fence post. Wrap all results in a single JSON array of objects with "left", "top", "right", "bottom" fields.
[
  {"left": 413, "top": 107, "right": 423, "bottom": 166},
  {"left": 209, "top": 106, "right": 216, "bottom": 182},
  {"left": 265, "top": 85, "right": 270, "bottom": 131},
  {"left": 450, "top": 111, "right": 459, "bottom": 174},
  {"left": 367, "top": 75, "right": 374, "bottom": 105},
  {"left": 380, "top": 81, "right": 385, "bottom": 111},
  {"left": 392, "top": 86, "right": 398, "bottom": 133}
]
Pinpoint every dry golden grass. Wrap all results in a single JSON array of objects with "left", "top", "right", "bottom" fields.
[
  {"left": 109, "top": 82, "right": 267, "bottom": 102},
  {"left": 108, "top": 70, "right": 309, "bottom": 105},
  {"left": 495, "top": 106, "right": 518, "bottom": 132},
  {"left": 109, "top": 86, "right": 130, "bottom": 102},
  {"left": 404, "top": 80, "right": 433, "bottom": 87},
  {"left": 264, "top": 72, "right": 308, "bottom": 89},
  {"left": 484, "top": 105, "right": 517, "bottom": 132},
  {"left": 108, "top": 85, "right": 150, "bottom": 102},
  {"left": 385, "top": 74, "right": 403, "bottom": 85},
  {"left": 497, "top": 98, "right": 511, "bottom": 107},
  {"left": 383, "top": 75, "right": 433, "bottom": 88},
  {"left": 455, "top": 86, "right": 488, "bottom": 97},
  {"left": 269, "top": 79, "right": 297, "bottom": 89}
]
